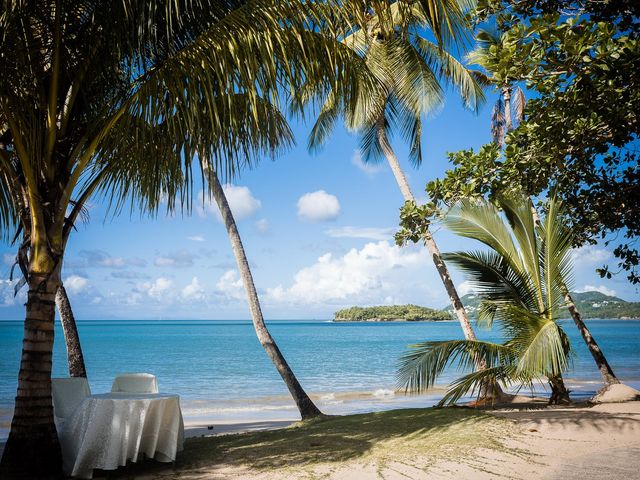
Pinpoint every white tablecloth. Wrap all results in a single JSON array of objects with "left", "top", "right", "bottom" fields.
[{"left": 59, "top": 392, "right": 184, "bottom": 479}]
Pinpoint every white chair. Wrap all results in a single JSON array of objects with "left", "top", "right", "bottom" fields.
[
  {"left": 111, "top": 373, "right": 158, "bottom": 394},
  {"left": 52, "top": 377, "right": 91, "bottom": 430}
]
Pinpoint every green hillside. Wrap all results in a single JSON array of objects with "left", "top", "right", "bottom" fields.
[
  {"left": 334, "top": 305, "right": 453, "bottom": 322},
  {"left": 453, "top": 291, "right": 640, "bottom": 319}
]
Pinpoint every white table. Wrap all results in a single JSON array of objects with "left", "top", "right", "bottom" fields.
[{"left": 59, "top": 392, "right": 184, "bottom": 479}]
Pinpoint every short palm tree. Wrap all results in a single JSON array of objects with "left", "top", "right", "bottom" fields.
[
  {"left": 306, "top": 2, "right": 507, "bottom": 398},
  {"left": 398, "top": 196, "right": 574, "bottom": 405},
  {"left": 0, "top": 2, "right": 375, "bottom": 476}
]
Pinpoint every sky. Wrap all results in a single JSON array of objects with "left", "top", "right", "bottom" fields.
[{"left": 0, "top": 90, "right": 637, "bottom": 320}]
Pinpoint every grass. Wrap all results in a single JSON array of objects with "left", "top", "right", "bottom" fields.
[{"left": 104, "top": 407, "right": 524, "bottom": 479}]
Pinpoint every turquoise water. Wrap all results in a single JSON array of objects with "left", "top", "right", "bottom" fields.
[{"left": 1, "top": 319, "right": 639, "bottom": 437}]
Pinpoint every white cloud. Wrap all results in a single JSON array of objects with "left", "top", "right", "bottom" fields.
[
  {"left": 188, "top": 235, "right": 205, "bottom": 242},
  {"left": 325, "top": 226, "right": 394, "bottom": 241},
  {"left": 457, "top": 280, "right": 476, "bottom": 297},
  {"left": 297, "top": 190, "right": 341, "bottom": 222},
  {"left": 182, "top": 277, "right": 206, "bottom": 300},
  {"left": 255, "top": 218, "right": 269, "bottom": 234},
  {"left": 73, "top": 250, "right": 129, "bottom": 269},
  {"left": 148, "top": 277, "right": 174, "bottom": 299},
  {"left": 64, "top": 275, "right": 89, "bottom": 294},
  {"left": 266, "top": 241, "right": 430, "bottom": 305},
  {"left": 576, "top": 285, "right": 617, "bottom": 297},
  {"left": 216, "top": 270, "right": 245, "bottom": 300},
  {"left": 0, "top": 279, "right": 25, "bottom": 307},
  {"left": 571, "top": 246, "right": 612, "bottom": 266},
  {"left": 154, "top": 251, "right": 196, "bottom": 268},
  {"left": 351, "top": 149, "right": 384, "bottom": 176},
  {"left": 198, "top": 185, "right": 261, "bottom": 221}
]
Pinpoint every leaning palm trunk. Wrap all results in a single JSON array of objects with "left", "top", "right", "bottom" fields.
[
  {"left": 209, "top": 172, "right": 322, "bottom": 420},
  {"left": 1, "top": 270, "right": 63, "bottom": 478},
  {"left": 56, "top": 285, "right": 87, "bottom": 378},
  {"left": 562, "top": 288, "right": 620, "bottom": 387},
  {"left": 376, "top": 120, "right": 504, "bottom": 400},
  {"left": 530, "top": 204, "right": 620, "bottom": 388}
]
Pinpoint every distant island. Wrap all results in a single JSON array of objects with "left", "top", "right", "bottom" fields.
[
  {"left": 335, "top": 292, "right": 640, "bottom": 323},
  {"left": 333, "top": 305, "right": 453, "bottom": 322},
  {"left": 455, "top": 291, "right": 640, "bottom": 320}
]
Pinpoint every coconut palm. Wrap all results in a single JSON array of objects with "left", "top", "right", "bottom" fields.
[
  {"left": 466, "top": 27, "right": 526, "bottom": 145},
  {"left": 469, "top": 28, "right": 621, "bottom": 389},
  {"left": 398, "top": 196, "right": 573, "bottom": 405},
  {"left": 207, "top": 170, "right": 322, "bottom": 418},
  {"left": 9, "top": 212, "right": 88, "bottom": 378},
  {"left": 305, "top": 2, "right": 507, "bottom": 399},
  {"left": 55, "top": 285, "right": 87, "bottom": 377},
  {"left": 0, "top": 2, "right": 378, "bottom": 476}
]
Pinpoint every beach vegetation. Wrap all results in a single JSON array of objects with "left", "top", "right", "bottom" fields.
[
  {"left": 334, "top": 305, "right": 452, "bottom": 322},
  {"left": 398, "top": 196, "right": 574, "bottom": 404},
  {"left": 422, "top": 1, "right": 640, "bottom": 285}
]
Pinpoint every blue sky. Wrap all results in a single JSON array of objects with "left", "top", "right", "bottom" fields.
[{"left": 0, "top": 89, "right": 637, "bottom": 320}]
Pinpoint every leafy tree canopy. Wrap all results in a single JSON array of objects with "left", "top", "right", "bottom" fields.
[{"left": 399, "top": 1, "right": 640, "bottom": 284}]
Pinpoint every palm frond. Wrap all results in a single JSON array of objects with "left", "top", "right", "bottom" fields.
[
  {"left": 442, "top": 250, "right": 540, "bottom": 317},
  {"left": 412, "top": 36, "right": 485, "bottom": 112},
  {"left": 443, "top": 199, "right": 522, "bottom": 267},
  {"left": 538, "top": 197, "right": 575, "bottom": 317},
  {"left": 397, "top": 339, "right": 515, "bottom": 394},
  {"left": 499, "top": 196, "right": 544, "bottom": 311}
]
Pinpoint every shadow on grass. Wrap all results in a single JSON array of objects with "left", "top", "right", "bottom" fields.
[{"left": 102, "top": 407, "right": 505, "bottom": 478}]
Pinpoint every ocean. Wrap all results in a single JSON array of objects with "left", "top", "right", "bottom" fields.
[{"left": 1, "top": 319, "right": 639, "bottom": 438}]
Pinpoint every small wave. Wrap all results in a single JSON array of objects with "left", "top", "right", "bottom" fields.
[
  {"left": 320, "top": 393, "right": 336, "bottom": 401},
  {"left": 373, "top": 389, "right": 395, "bottom": 398},
  {"left": 182, "top": 405, "right": 297, "bottom": 415}
]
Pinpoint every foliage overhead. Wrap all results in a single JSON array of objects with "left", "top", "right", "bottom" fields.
[
  {"left": 306, "top": 0, "right": 484, "bottom": 168},
  {"left": 403, "top": 2, "right": 640, "bottom": 284}
]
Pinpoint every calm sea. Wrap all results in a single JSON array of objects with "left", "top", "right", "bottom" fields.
[{"left": 1, "top": 319, "right": 639, "bottom": 438}]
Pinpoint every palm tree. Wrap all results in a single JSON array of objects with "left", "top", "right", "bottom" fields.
[
  {"left": 466, "top": 28, "right": 526, "bottom": 146},
  {"left": 56, "top": 285, "right": 87, "bottom": 378},
  {"left": 469, "top": 28, "right": 622, "bottom": 390},
  {"left": 306, "top": 3, "right": 505, "bottom": 399},
  {"left": 398, "top": 196, "right": 573, "bottom": 404},
  {"left": 208, "top": 171, "right": 322, "bottom": 419},
  {"left": 0, "top": 2, "right": 374, "bottom": 476},
  {"left": 10, "top": 213, "right": 88, "bottom": 378}
]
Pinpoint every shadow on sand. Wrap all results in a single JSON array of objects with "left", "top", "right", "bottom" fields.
[{"left": 100, "top": 407, "right": 502, "bottom": 478}]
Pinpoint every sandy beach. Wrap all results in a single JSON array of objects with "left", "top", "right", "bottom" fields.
[{"left": 83, "top": 400, "right": 640, "bottom": 479}]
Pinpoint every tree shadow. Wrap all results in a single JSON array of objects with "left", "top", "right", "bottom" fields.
[
  {"left": 490, "top": 401, "right": 640, "bottom": 433},
  {"left": 101, "top": 407, "right": 499, "bottom": 478}
]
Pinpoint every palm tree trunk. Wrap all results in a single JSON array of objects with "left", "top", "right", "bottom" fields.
[
  {"left": 562, "top": 288, "right": 620, "bottom": 387},
  {"left": 503, "top": 85, "right": 512, "bottom": 132},
  {"left": 209, "top": 171, "right": 323, "bottom": 420},
  {"left": 530, "top": 204, "right": 620, "bottom": 387},
  {"left": 548, "top": 374, "right": 571, "bottom": 405},
  {"left": 0, "top": 272, "right": 63, "bottom": 479},
  {"left": 376, "top": 119, "right": 504, "bottom": 400},
  {"left": 56, "top": 285, "right": 87, "bottom": 378}
]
